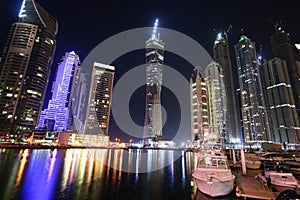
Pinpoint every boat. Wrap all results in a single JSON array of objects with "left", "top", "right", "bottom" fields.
[
  {"left": 263, "top": 162, "right": 300, "bottom": 192},
  {"left": 192, "top": 146, "right": 236, "bottom": 197},
  {"left": 245, "top": 152, "right": 261, "bottom": 169},
  {"left": 269, "top": 172, "right": 299, "bottom": 192}
]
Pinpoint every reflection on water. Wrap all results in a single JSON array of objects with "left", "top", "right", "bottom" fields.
[{"left": 0, "top": 149, "right": 202, "bottom": 200}]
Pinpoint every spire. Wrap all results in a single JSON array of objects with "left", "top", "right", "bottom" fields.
[
  {"left": 152, "top": 18, "right": 159, "bottom": 39},
  {"left": 19, "top": 0, "right": 27, "bottom": 18},
  {"left": 239, "top": 28, "right": 250, "bottom": 42},
  {"left": 18, "top": 0, "right": 58, "bottom": 35}
]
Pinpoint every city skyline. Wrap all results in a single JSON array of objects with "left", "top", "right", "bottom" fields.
[{"left": 0, "top": 0, "right": 300, "bottom": 142}]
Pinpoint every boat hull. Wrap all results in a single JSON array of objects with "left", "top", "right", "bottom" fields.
[
  {"left": 192, "top": 169, "right": 235, "bottom": 197},
  {"left": 269, "top": 172, "right": 298, "bottom": 192}
]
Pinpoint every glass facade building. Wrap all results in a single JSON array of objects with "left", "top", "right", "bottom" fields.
[
  {"left": 205, "top": 61, "right": 226, "bottom": 142},
  {"left": 213, "top": 33, "right": 240, "bottom": 144},
  {"left": 84, "top": 62, "right": 115, "bottom": 135},
  {"left": 37, "top": 51, "right": 80, "bottom": 132},
  {"left": 234, "top": 35, "right": 271, "bottom": 142},
  {"left": 190, "top": 69, "right": 209, "bottom": 143},
  {"left": 261, "top": 57, "right": 300, "bottom": 143},
  {"left": 143, "top": 19, "right": 164, "bottom": 139},
  {"left": 0, "top": 0, "right": 57, "bottom": 135},
  {"left": 270, "top": 27, "right": 300, "bottom": 121}
]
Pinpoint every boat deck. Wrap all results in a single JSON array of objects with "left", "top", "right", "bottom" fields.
[{"left": 236, "top": 176, "right": 279, "bottom": 199}]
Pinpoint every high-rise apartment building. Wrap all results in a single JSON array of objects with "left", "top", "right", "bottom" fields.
[
  {"left": 213, "top": 32, "right": 240, "bottom": 144},
  {"left": 270, "top": 26, "right": 300, "bottom": 120},
  {"left": 205, "top": 61, "right": 226, "bottom": 141},
  {"left": 261, "top": 57, "right": 300, "bottom": 144},
  {"left": 234, "top": 35, "right": 271, "bottom": 142},
  {"left": 0, "top": 0, "right": 57, "bottom": 136},
  {"left": 143, "top": 19, "right": 164, "bottom": 139},
  {"left": 84, "top": 62, "right": 115, "bottom": 135},
  {"left": 67, "top": 62, "right": 86, "bottom": 133},
  {"left": 190, "top": 69, "right": 209, "bottom": 143},
  {"left": 37, "top": 51, "right": 80, "bottom": 132}
]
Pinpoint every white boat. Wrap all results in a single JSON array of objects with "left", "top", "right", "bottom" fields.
[
  {"left": 192, "top": 150, "right": 236, "bottom": 197},
  {"left": 269, "top": 172, "right": 299, "bottom": 192}
]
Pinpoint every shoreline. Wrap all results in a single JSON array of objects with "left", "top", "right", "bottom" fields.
[{"left": 0, "top": 144, "right": 188, "bottom": 151}]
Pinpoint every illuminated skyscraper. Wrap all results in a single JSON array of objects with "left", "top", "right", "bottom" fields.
[
  {"left": 84, "top": 62, "right": 115, "bottom": 135},
  {"left": 143, "top": 19, "right": 164, "bottom": 139},
  {"left": 270, "top": 26, "right": 300, "bottom": 120},
  {"left": 205, "top": 61, "right": 226, "bottom": 141},
  {"left": 67, "top": 63, "right": 86, "bottom": 133},
  {"left": 261, "top": 57, "right": 300, "bottom": 144},
  {"left": 190, "top": 69, "right": 209, "bottom": 143},
  {"left": 0, "top": 0, "right": 57, "bottom": 135},
  {"left": 234, "top": 35, "right": 271, "bottom": 142},
  {"left": 213, "top": 32, "right": 240, "bottom": 144},
  {"left": 37, "top": 51, "right": 80, "bottom": 132}
]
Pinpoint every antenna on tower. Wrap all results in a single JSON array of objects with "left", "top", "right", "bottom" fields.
[
  {"left": 226, "top": 24, "right": 232, "bottom": 34},
  {"left": 224, "top": 24, "right": 232, "bottom": 41},
  {"left": 267, "top": 18, "right": 280, "bottom": 33},
  {"left": 152, "top": 18, "right": 159, "bottom": 39}
]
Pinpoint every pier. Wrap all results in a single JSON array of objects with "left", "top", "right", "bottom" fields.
[{"left": 236, "top": 176, "right": 279, "bottom": 199}]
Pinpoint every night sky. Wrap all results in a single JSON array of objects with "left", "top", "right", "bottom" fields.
[{"left": 0, "top": 0, "right": 299, "bottom": 143}]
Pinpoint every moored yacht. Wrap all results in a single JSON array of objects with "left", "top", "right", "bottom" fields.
[{"left": 192, "top": 148, "right": 236, "bottom": 197}]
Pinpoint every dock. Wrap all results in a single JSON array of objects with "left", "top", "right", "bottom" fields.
[{"left": 236, "top": 176, "right": 279, "bottom": 199}]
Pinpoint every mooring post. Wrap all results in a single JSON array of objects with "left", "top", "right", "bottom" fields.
[{"left": 240, "top": 148, "right": 247, "bottom": 175}]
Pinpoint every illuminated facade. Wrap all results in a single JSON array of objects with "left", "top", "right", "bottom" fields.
[
  {"left": 190, "top": 69, "right": 209, "bottom": 143},
  {"left": 143, "top": 19, "right": 164, "bottom": 138},
  {"left": 0, "top": 0, "right": 57, "bottom": 135},
  {"left": 234, "top": 35, "right": 271, "bottom": 142},
  {"left": 67, "top": 63, "right": 86, "bottom": 133},
  {"left": 205, "top": 61, "right": 226, "bottom": 141},
  {"left": 270, "top": 27, "right": 300, "bottom": 120},
  {"left": 213, "top": 33, "right": 240, "bottom": 144},
  {"left": 261, "top": 57, "right": 300, "bottom": 143},
  {"left": 84, "top": 62, "right": 115, "bottom": 135},
  {"left": 37, "top": 51, "right": 80, "bottom": 132}
]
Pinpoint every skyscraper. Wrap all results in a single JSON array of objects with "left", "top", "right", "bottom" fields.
[
  {"left": 270, "top": 26, "right": 300, "bottom": 120},
  {"left": 234, "top": 35, "right": 271, "bottom": 142},
  {"left": 213, "top": 32, "right": 240, "bottom": 144},
  {"left": 261, "top": 57, "right": 300, "bottom": 144},
  {"left": 143, "top": 19, "right": 164, "bottom": 139},
  {"left": 0, "top": 0, "right": 57, "bottom": 136},
  {"left": 84, "top": 62, "right": 115, "bottom": 135},
  {"left": 37, "top": 51, "right": 80, "bottom": 132},
  {"left": 67, "top": 62, "right": 86, "bottom": 133},
  {"left": 190, "top": 69, "right": 209, "bottom": 144},
  {"left": 205, "top": 61, "right": 226, "bottom": 141}
]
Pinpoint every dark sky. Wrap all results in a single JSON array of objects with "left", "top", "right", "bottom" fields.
[{"left": 0, "top": 0, "right": 299, "bottom": 143}]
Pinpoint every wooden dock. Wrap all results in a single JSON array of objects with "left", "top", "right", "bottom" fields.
[{"left": 236, "top": 176, "right": 279, "bottom": 199}]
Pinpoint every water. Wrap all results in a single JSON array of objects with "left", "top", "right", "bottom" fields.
[{"left": 0, "top": 148, "right": 231, "bottom": 200}]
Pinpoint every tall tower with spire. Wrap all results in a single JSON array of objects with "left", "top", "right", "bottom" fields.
[
  {"left": 213, "top": 30, "right": 240, "bottom": 144},
  {"left": 234, "top": 34, "right": 271, "bottom": 142},
  {"left": 0, "top": 0, "right": 58, "bottom": 136},
  {"left": 143, "top": 19, "right": 164, "bottom": 140}
]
